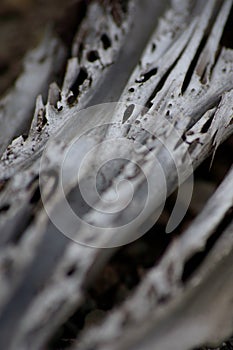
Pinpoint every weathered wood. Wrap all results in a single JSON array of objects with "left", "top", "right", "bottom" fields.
[
  {"left": 0, "top": 30, "right": 66, "bottom": 156},
  {"left": 0, "top": 1, "right": 168, "bottom": 349},
  {"left": 0, "top": 0, "right": 232, "bottom": 349},
  {"left": 74, "top": 166, "right": 233, "bottom": 350}
]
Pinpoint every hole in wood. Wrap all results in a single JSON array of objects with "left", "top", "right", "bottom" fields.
[
  {"left": 101, "top": 33, "right": 112, "bottom": 50},
  {"left": 87, "top": 50, "right": 100, "bottom": 62},
  {"left": 68, "top": 67, "right": 88, "bottom": 104},
  {"left": 123, "top": 104, "right": 135, "bottom": 123},
  {"left": 0, "top": 204, "right": 10, "bottom": 212},
  {"left": 136, "top": 67, "right": 158, "bottom": 83},
  {"left": 66, "top": 265, "right": 77, "bottom": 277}
]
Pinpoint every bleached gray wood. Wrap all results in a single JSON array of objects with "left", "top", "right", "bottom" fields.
[
  {"left": 0, "top": 1, "right": 169, "bottom": 349},
  {"left": 0, "top": 31, "right": 66, "bottom": 157},
  {"left": 0, "top": 0, "right": 232, "bottom": 349},
  {"left": 73, "top": 166, "right": 233, "bottom": 350}
]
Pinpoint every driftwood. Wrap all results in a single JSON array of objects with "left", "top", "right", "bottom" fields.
[{"left": 0, "top": 0, "right": 232, "bottom": 349}]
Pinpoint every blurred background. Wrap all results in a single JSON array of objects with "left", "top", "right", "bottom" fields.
[{"left": 0, "top": 0, "right": 76, "bottom": 97}]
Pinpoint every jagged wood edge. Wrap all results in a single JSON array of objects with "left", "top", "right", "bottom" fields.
[
  {"left": 0, "top": 30, "right": 66, "bottom": 156},
  {"left": 0, "top": 0, "right": 134, "bottom": 242}
]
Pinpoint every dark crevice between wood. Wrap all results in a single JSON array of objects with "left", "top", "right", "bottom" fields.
[
  {"left": 30, "top": 186, "right": 41, "bottom": 205},
  {"left": 144, "top": 47, "right": 187, "bottom": 111},
  {"left": 144, "top": 67, "right": 174, "bottom": 110},
  {"left": 184, "top": 0, "right": 231, "bottom": 89},
  {"left": 201, "top": 114, "right": 214, "bottom": 133},
  {"left": 220, "top": 2, "right": 233, "bottom": 50},
  {"left": 181, "top": 206, "right": 233, "bottom": 283},
  {"left": 67, "top": 67, "right": 88, "bottom": 105},
  {"left": 181, "top": 35, "right": 208, "bottom": 94},
  {"left": 188, "top": 96, "right": 222, "bottom": 131},
  {"left": 196, "top": 138, "right": 233, "bottom": 186},
  {"left": 166, "top": 136, "right": 233, "bottom": 240},
  {"left": 101, "top": 33, "right": 112, "bottom": 50},
  {"left": 77, "top": 42, "right": 84, "bottom": 62},
  {"left": 135, "top": 67, "right": 158, "bottom": 83},
  {"left": 48, "top": 220, "right": 171, "bottom": 349},
  {"left": 53, "top": 0, "right": 88, "bottom": 88},
  {"left": 178, "top": 96, "right": 221, "bottom": 142},
  {"left": 208, "top": 45, "right": 222, "bottom": 83}
]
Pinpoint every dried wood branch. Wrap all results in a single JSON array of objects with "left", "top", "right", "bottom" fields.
[{"left": 0, "top": 0, "right": 232, "bottom": 350}]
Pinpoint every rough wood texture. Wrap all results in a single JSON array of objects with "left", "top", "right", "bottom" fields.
[
  {"left": 0, "top": 0, "right": 232, "bottom": 349},
  {"left": 0, "top": 30, "right": 66, "bottom": 156},
  {"left": 74, "top": 166, "right": 233, "bottom": 350}
]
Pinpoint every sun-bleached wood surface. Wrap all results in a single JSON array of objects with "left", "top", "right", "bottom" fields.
[{"left": 0, "top": 0, "right": 232, "bottom": 349}]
